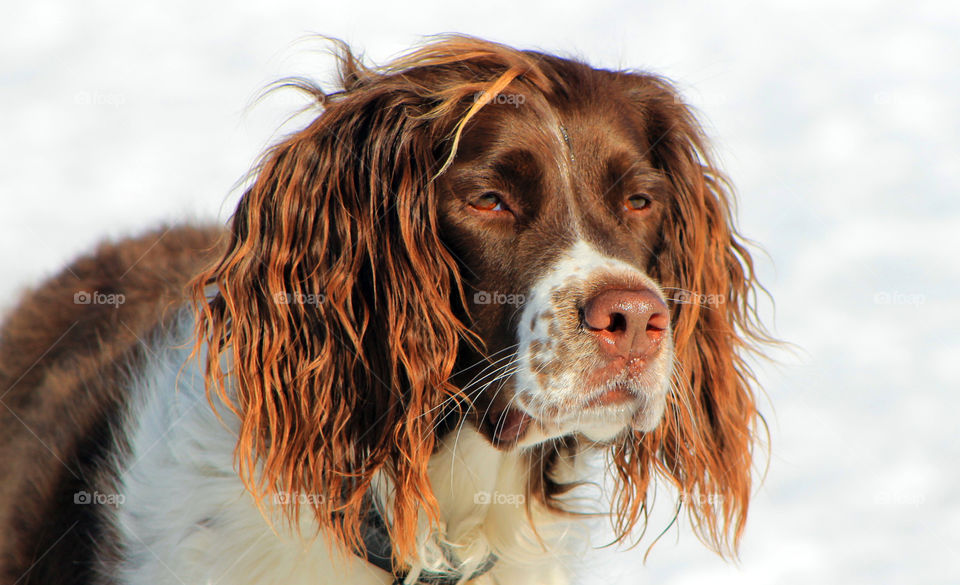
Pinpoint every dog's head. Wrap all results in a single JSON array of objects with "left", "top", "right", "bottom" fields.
[{"left": 193, "top": 36, "right": 767, "bottom": 563}]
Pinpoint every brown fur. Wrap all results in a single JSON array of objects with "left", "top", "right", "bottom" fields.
[{"left": 0, "top": 225, "right": 224, "bottom": 584}]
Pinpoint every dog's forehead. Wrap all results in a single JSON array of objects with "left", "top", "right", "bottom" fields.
[{"left": 458, "top": 93, "right": 650, "bottom": 194}]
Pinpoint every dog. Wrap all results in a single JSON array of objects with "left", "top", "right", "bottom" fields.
[{"left": 0, "top": 36, "right": 769, "bottom": 584}]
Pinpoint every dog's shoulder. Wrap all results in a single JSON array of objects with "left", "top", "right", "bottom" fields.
[{"left": 0, "top": 224, "right": 224, "bottom": 585}]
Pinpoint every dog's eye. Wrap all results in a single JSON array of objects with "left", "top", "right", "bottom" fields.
[
  {"left": 625, "top": 194, "right": 652, "bottom": 212},
  {"left": 470, "top": 191, "right": 508, "bottom": 212}
]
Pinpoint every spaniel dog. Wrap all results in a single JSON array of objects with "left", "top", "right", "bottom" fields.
[{"left": 0, "top": 36, "right": 768, "bottom": 585}]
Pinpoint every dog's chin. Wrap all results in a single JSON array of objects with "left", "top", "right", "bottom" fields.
[{"left": 488, "top": 390, "right": 667, "bottom": 448}]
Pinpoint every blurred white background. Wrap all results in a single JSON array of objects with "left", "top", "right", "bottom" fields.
[{"left": 2, "top": 1, "right": 958, "bottom": 583}]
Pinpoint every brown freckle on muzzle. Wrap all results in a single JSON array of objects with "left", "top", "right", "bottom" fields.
[
  {"left": 533, "top": 357, "right": 563, "bottom": 391},
  {"left": 530, "top": 354, "right": 547, "bottom": 375},
  {"left": 537, "top": 371, "right": 550, "bottom": 388},
  {"left": 529, "top": 339, "right": 543, "bottom": 355},
  {"left": 541, "top": 359, "right": 560, "bottom": 377}
]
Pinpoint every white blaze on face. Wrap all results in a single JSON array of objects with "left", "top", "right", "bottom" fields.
[{"left": 513, "top": 240, "right": 674, "bottom": 443}]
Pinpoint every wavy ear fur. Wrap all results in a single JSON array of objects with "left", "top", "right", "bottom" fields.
[
  {"left": 611, "top": 75, "right": 771, "bottom": 556},
  {"left": 190, "top": 37, "right": 549, "bottom": 566}
]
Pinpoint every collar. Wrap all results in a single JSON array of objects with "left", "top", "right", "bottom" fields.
[{"left": 359, "top": 498, "right": 498, "bottom": 585}]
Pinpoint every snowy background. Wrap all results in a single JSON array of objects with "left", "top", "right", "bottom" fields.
[{"left": 2, "top": 1, "right": 958, "bottom": 583}]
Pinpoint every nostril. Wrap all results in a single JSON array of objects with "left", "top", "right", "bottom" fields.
[
  {"left": 645, "top": 310, "right": 669, "bottom": 342},
  {"left": 646, "top": 311, "right": 669, "bottom": 332},
  {"left": 581, "top": 303, "right": 625, "bottom": 333},
  {"left": 606, "top": 312, "right": 627, "bottom": 333}
]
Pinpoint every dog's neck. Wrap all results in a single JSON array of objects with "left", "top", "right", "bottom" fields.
[{"left": 406, "top": 426, "right": 575, "bottom": 581}]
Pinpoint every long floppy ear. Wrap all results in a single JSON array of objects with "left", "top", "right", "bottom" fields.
[
  {"left": 190, "top": 38, "right": 547, "bottom": 565},
  {"left": 611, "top": 75, "right": 771, "bottom": 556}
]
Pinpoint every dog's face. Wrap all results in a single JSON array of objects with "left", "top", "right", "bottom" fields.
[{"left": 438, "top": 86, "right": 675, "bottom": 445}]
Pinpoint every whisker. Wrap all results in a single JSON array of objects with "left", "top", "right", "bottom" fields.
[{"left": 417, "top": 348, "right": 521, "bottom": 421}]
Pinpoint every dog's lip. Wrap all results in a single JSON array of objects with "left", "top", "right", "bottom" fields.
[
  {"left": 488, "top": 406, "right": 532, "bottom": 445},
  {"left": 584, "top": 384, "right": 637, "bottom": 407},
  {"left": 490, "top": 384, "right": 639, "bottom": 438},
  {"left": 583, "top": 356, "right": 650, "bottom": 388}
]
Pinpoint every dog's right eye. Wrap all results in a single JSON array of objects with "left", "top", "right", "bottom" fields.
[
  {"left": 470, "top": 191, "right": 509, "bottom": 213},
  {"left": 624, "top": 193, "right": 652, "bottom": 212}
]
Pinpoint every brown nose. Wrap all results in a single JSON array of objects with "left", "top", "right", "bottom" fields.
[{"left": 582, "top": 288, "right": 669, "bottom": 359}]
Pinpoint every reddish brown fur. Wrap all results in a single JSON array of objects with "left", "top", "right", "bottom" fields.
[{"left": 188, "top": 39, "right": 553, "bottom": 565}]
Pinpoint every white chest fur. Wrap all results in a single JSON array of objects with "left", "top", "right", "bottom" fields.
[{"left": 108, "top": 329, "right": 571, "bottom": 585}]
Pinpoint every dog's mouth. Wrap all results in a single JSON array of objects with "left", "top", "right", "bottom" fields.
[
  {"left": 585, "top": 383, "right": 637, "bottom": 407},
  {"left": 486, "top": 378, "right": 652, "bottom": 447}
]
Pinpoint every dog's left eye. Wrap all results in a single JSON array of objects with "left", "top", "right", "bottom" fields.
[
  {"left": 470, "top": 191, "right": 509, "bottom": 212},
  {"left": 624, "top": 194, "right": 652, "bottom": 211}
]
